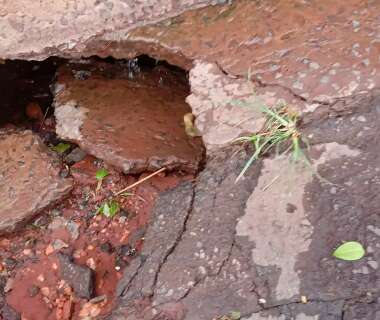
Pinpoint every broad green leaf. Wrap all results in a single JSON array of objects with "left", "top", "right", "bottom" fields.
[
  {"left": 52, "top": 142, "right": 70, "bottom": 154},
  {"left": 96, "top": 168, "right": 109, "bottom": 181},
  {"left": 333, "top": 241, "right": 365, "bottom": 261},
  {"left": 230, "top": 311, "right": 241, "bottom": 320}
]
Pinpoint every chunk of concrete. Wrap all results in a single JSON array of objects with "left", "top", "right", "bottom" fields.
[
  {"left": 54, "top": 63, "right": 204, "bottom": 174},
  {"left": 0, "top": 130, "right": 73, "bottom": 234}
]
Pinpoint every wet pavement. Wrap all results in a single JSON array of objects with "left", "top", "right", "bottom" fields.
[
  {"left": 108, "top": 96, "right": 380, "bottom": 319},
  {"left": 1, "top": 1, "right": 380, "bottom": 319}
]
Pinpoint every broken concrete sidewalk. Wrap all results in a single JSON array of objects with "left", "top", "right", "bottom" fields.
[
  {"left": 107, "top": 93, "right": 380, "bottom": 320},
  {"left": 54, "top": 63, "right": 204, "bottom": 174},
  {"left": 0, "top": 130, "right": 73, "bottom": 234}
]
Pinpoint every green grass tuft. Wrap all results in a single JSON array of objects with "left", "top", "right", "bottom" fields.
[{"left": 235, "top": 104, "right": 309, "bottom": 182}]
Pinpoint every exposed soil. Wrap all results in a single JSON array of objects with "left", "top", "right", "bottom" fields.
[
  {"left": 0, "top": 57, "right": 202, "bottom": 320},
  {"left": 1, "top": 157, "right": 193, "bottom": 320}
]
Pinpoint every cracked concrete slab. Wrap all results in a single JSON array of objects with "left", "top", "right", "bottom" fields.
[
  {"left": 108, "top": 146, "right": 263, "bottom": 320},
  {"left": 53, "top": 62, "right": 204, "bottom": 174},
  {"left": 107, "top": 92, "right": 380, "bottom": 320},
  {"left": 2, "top": 0, "right": 380, "bottom": 151},
  {"left": 187, "top": 61, "right": 298, "bottom": 150}
]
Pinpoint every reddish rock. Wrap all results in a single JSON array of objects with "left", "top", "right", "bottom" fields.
[
  {"left": 0, "top": 130, "right": 73, "bottom": 235},
  {"left": 57, "top": 253, "right": 95, "bottom": 299},
  {"left": 54, "top": 63, "right": 204, "bottom": 174}
]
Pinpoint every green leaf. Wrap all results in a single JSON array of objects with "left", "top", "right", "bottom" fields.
[
  {"left": 333, "top": 241, "right": 365, "bottom": 261},
  {"left": 96, "top": 168, "right": 109, "bottom": 181},
  {"left": 230, "top": 311, "right": 241, "bottom": 320},
  {"left": 97, "top": 200, "right": 120, "bottom": 218},
  {"left": 52, "top": 142, "right": 70, "bottom": 154},
  {"left": 107, "top": 200, "right": 120, "bottom": 217}
]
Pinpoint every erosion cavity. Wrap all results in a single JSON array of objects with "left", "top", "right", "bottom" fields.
[
  {"left": 0, "top": 56, "right": 204, "bottom": 319},
  {"left": 0, "top": 56, "right": 204, "bottom": 175}
]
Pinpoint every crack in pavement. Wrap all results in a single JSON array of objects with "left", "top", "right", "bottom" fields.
[
  {"left": 150, "top": 184, "right": 196, "bottom": 295},
  {"left": 214, "top": 60, "right": 380, "bottom": 114}
]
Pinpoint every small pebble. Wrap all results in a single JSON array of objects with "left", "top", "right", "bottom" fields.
[
  {"left": 40, "top": 287, "right": 50, "bottom": 297},
  {"left": 37, "top": 274, "right": 45, "bottom": 282},
  {"left": 28, "top": 285, "right": 40, "bottom": 297}
]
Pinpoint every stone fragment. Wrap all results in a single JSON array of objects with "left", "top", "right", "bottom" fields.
[
  {"left": 0, "top": 130, "right": 73, "bottom": 234},
  {"left": 54, "top": 63, "right": 204, "bottom": 174},
  {"left": 78, "top": 302, "right": 101, "bottom": 318},
  {"left": 64, "top": 147, "right": 87, "bottom": 165},
  {"left": 66, "top": 221, "right": 80, "bottom": 240},
  {"left": 52, "top": 239, "right": 69, "bottom": 251},
  {"left": 57, "top": 253, "right": 94, "bottom": 299}
]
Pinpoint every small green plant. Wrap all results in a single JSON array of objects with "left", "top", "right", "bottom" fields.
[
  {"left": 95, "top": 167, "right": 165, "bottom": 219},
  {"left": 96, "top": 200, "right": 120, "bottom": 218},
  {"left": 95, "top": 168, "right": 109, "bottom": 193},
  {"left": 235, "top": 104, "right": 309, "bottom": 182},
  {"left": 52, "top": 142, "right": 71, "bottom": 154},
  {"left": 333, "top": 241, "right": 365, "bottom": 261}
]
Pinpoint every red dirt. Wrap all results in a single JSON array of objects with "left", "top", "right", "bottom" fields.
[{"left": 1, "top": 152, "right": 193, "bottom": 320}]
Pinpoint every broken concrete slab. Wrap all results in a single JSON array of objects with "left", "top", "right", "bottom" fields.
[
  {"left": 186, "top": 61, "right": 298, "bottom": 150},
  {"left": 54, "top": 63, "right": 204, "bottom": 174},
  {"left": 120, "top": 0, "right": 380, "bottom": 103},
  {"left": 2, "top": 1, "right": 380, "bottom": 151},
  {"left": 0, "top": 129, "right": 73, "bottom": 235},
  {"left": 107, "top": 93, "right": 380, "bottom": 320},
  {"left": 4, "top": 0, "right": 379, "bottom": 109},
  {"left": 0, "top": 0, "right": 215, "bottom": 61},
  {"left": 108, "top": 146, "right": 263, "bottom": 320}
]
